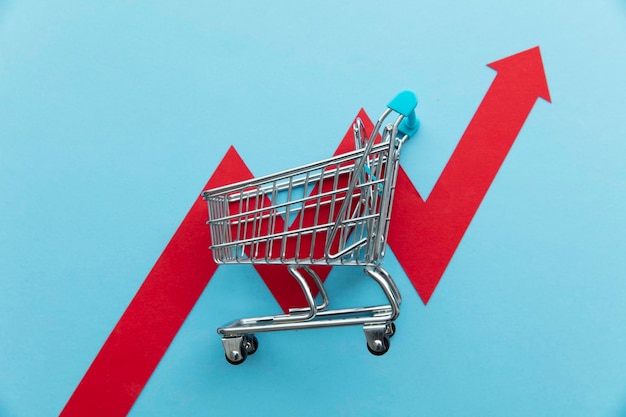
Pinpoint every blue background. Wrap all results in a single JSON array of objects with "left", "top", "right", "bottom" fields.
[{"left": 1, "top": 1, "right": 626, "bottom": 416}]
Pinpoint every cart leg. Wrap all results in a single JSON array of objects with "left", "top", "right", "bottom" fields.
[
  {"left": 287, "top": 266, "right": 329, "bottom": 314},
  {"left": 375, "top": 265, "right": 402, "bottom": 305},
  {"left": 364, "top": 266, "right": 400, "bottom": 321},
  {"left": 362, "top": 266, "right": 400, "bottom": 356},
  {"left": 303, "top": 266, "right": 329, "bottom": 311},
  {"left": 283, "top": 266, "right": 322, "bottom": 321}
]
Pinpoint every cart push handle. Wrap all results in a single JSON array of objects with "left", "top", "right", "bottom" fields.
[
  {"left": 325, "top": 91, "right": 419, "bottom": 260},
  {"left": 388, "top": 90, "right": 420, "bottom": 136}
]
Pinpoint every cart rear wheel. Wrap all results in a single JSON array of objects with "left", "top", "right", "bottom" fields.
[
  {"left": 366, "top": 336, "right": 390, "bottom": 356},
  {"left": 386, "top": 322, "right": 396, "bottom": 338}
]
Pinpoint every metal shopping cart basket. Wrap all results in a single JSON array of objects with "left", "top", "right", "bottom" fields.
[{"left": 202, "top": 91, "right": 419, "bottom": 364}]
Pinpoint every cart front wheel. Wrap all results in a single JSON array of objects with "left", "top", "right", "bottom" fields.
[
  {"left": 244, "top": 334, "right": 259, "bottom": 355},
  {"left": 225, "top": 347, "right": 247, "bottom": 365},
  {"left": 222, "top": 336, "right": 248, "bottom": 365}
]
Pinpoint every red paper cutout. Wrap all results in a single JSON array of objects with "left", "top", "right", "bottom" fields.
[
  {"left": 59, "top": 147, "right": 253, "bottom": 417},
  {"left": 60, "top": 47, "right": 550, "bottom": 417},
  {"left": 390, "top": 46, "right": 551, "bottom": 303}
]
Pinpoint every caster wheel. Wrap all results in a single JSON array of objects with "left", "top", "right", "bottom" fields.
[
  {"left": 367, "top": 336, "right": 390, "bottom": 356},
  {"left": 225, "top": 348, "right": 247, "bottom": 365},
  {"left": 386, "top": 322, "right": 396, "bottom": 338},
  {"left": 244, "top": 334, "right": 258, "bottom": 355},
  {"left": 224, "top": 338, "right": 248, "bottom": 365}
]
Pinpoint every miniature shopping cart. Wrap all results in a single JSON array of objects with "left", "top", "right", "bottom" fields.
[{"left": 202, "top": 91, "right": 419, "bottom": 364}]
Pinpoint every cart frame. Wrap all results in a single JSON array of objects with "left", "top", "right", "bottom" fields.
[{"left": 202, "top": 91, "right": 419, "bottom": 364}]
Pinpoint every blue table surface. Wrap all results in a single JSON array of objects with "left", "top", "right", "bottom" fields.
[{"left": 1, "top": 1, "right": 626, "bottom": 416}]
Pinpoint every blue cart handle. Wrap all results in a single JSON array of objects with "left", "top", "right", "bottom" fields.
[{"left": 387, "top": 90, "right": 420, "bottom": 137}]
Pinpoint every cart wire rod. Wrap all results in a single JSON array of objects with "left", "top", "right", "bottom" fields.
[
  {"left": 325, "top": 109, "right": 395, "bottom": 256},
  {"left": 218, "top": 306, "right": 395, "bottom": 335},
  {"left": 202, "top": 142, "right": 391, "bottom": 198},
  {"left": 206, "top": 178, "right": 384, "bottom": 226}
]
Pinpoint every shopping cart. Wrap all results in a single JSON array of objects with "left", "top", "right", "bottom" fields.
[{"left": 202, "top": 91, "right": 419, "bottom": 364}]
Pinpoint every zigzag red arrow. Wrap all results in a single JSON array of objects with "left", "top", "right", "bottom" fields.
[
  {"left": 391, "top": 46, "right": 551, "bottom": 303},
  {"left": 60, "top": 46, "right": 550, "bottom": 417}
]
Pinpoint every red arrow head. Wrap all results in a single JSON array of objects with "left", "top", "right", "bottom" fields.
[{"left": 487, "top": 46, "right": 552, "bottom": 103}]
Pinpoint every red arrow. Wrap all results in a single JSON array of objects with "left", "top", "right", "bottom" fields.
[
  {"left": 58, "top": 119, "right": 361, "bottom": 417},
  {"left": 60, "top": 47, "right": 550, "bottom": 416},
  {"left": 389, "top": 46, "right": 551, "bottom": 303}
]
